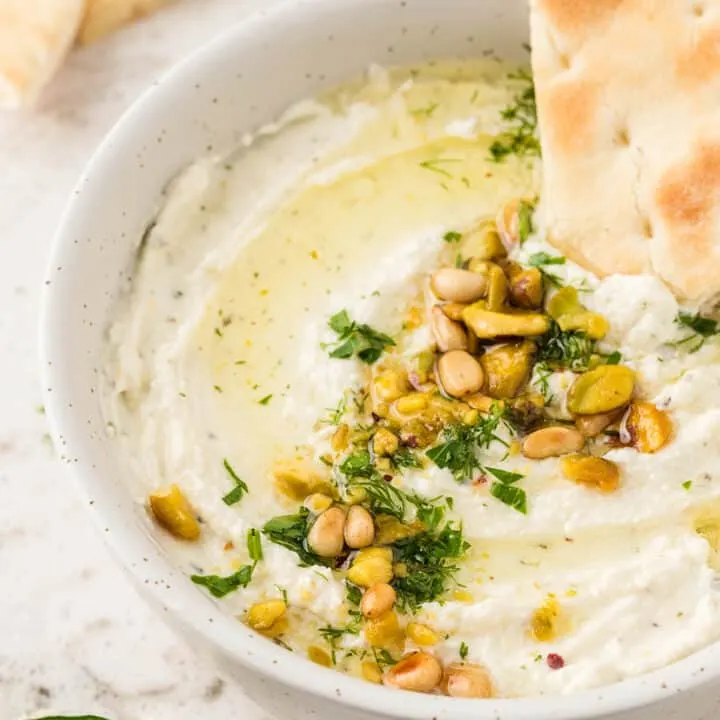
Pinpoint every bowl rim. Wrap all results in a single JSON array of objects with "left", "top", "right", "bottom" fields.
[{"left": 39, "top": 0, "right": 720, "bottom": 717}]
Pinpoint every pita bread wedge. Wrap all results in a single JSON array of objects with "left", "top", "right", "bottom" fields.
[
  {"left": 0, "top": 0, "right": 84, "bottom": 109},
  {"left": 531, "top": 0, "right": 720, "bottom": 304},
  {"left": 79, "top": 0, "right": 176, "bottom": 45}
]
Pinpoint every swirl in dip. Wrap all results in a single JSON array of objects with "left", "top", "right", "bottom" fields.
[{"left": 105, "top": 62, "right": 720, "bottom": 698}]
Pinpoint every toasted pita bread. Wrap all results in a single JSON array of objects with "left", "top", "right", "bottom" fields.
[
  {"left": 78, "top": 0, "right": 176, "bottom": 45},
  {"left": 0, "top": 0, "right": 84, "bottom": 108},
  {"left": 531, "top": 0, "right": 720, "bottom": 304}
]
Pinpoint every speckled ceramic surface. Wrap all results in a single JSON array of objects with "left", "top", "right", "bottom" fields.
[{"left": 31, "top": 0, "right": 720, "bottom": 719}]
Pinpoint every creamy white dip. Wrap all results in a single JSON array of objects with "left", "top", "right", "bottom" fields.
[{"left": 104, "top": 61, "right": 720, "bottom": 698}]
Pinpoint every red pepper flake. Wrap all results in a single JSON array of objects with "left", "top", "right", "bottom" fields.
[
  {"left": 404, "top": 435, "right": 419, "bottom": 448},
  {"left": 472, "top": 474, "right": 488, "bottom": 487},
  {"left": 383, "top": 474, "right": 393, "bottom": 482},
  {"left": 546, "top": 653, "right": 565, "bottom": 670}
]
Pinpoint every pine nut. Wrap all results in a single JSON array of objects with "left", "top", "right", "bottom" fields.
[
  {"left": 437, "top": 350, "right": 484, "bottom": 398},
  {"left": 442, "top": 662, "right": 493, "bottom": 698},
  {"left": 344, "top": 505, "right": 375, "bottom": 549},
  {"left": 307, "top": 505, "right": 346, "bottom": 557},
  {"left": 383, "top": 652, "right": 443, "bottom": 693},
  {"left": 360, "top": 582, "right": 396, "bottom": 619},
  {"left": 522, "top": 426, "right": 584, "bottom": 459}
]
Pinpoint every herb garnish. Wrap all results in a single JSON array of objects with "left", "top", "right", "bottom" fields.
[
  {"left": 426, "top": 403, "right": 512, "bottom": 482},
  {"left": 418, "top": 158, "right": 462, "bottom": 178},
  {"left": 673, "top": 312, "right": 720, "bottom": 353},
  {"left": 536, "top": 321, "right": 597, "bottom": 372},
  {"left": 325, "top": 310, "right": 395, "bottom": 364},
  {"left": 459, "top": 641, "right": 470, "bottom": 660},
  {"left": 263, "top": 507, "right": 331, "bottom": 567},
  {"left": 487, "top": 467, "right": 527, "bottom": 514},
  {"left": 191, "top": 529, "right": 263, "bottom": 598},
  {"left": 373, "top": 648, "right": 398, "bottom": 670},
  {"left": 191, "top": 565, "right": 253, "bottom": 598},
  {"left": 411, "top": 101, "right": 439, "bottom": 118},
  {"left": 393, "top": 521, "right": 469, "bottom": 611},
  {"left": 391, "top": 447, "right": 422, "bottom": 469},
  {"left": 518, "top": 201, "right": 534, "bottom": 244},
  {"left": 345, "top": 581, "right": 363, "bottom": 606},
  {"left": 528, "top": 251, "right": 566, "bottom": 288},
  {"left": 488, "top": 70, "right": 540, "bottom": 163},
  {"left": 222, "top": 458, "right": 249, "bottom": 506},
  {"left": 258, "top": 394, "right": 273, "bottom": 405},
  {"left": 682, "top": 480, "right": 693, "bottom": 491},
  {"left": 443, "top": 230, "right": 462, "bottom": 243}
]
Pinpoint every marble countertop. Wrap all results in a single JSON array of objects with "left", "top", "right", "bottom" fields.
[{"left": 0, "top": 2, "right": 281, "bottom": 718}]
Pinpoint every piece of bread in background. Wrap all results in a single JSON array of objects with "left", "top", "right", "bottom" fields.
[
  {"left": 531, "top": 0, "right": 720, "bottom": 305},
  {"left": 78, "top": 0, "right": 176, "bottom": 45},
  {"left": 0, "top": 0, "right": 84, "bottom": 108}
]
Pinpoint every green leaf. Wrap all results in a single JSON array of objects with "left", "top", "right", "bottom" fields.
[
  {"left": 258, "top": 394, "right": 273, "bottom": 405},
  {"left": 518, "top": 201, "right": 534, "bottom": 243},
  {"left": 459, "top": 641, "right": 469, "bottom": 660},
  {"left": 222, "top": 458, "right": 248, "bottom": 506},
  {"left": 490, "top": 482, "right": 527, "bottom": 514},
  {"left": 604, "top": 350, "right": 622, "bottom": 365},
  {"left": 528, "top": 251, "right": 565, "bottom": 267},
  {"left": 328, "top": 309, "right": 353, "bottom": 334},
  {"left": 443, "top": 230, "right": 462, "bottom": 243},
  {"left": 345, "top": 582, "right": 363, "bottom": 606},
  {"left": 247, "top": 528, "right": 263, "bottom": 562},
  {"left": 340, "top": 451, "right": 375, "bottom": 479},
  {"left": 674, "top": 312, "right": 720, "bottom": 353},
  {"left": 191, "top": 565, "right": 254, "bottom": 598},
  {"left": 357, "top": 346, "right": 382, "bottom": 364},
  {"left": 486, "top": 466, "right": 524, "bottom": 484},
  {"left": 329, "top": 337, "right": 359, "bottom": 359},
  {"left": 682, "top": 480, "right": 693, "bottom": 490}
]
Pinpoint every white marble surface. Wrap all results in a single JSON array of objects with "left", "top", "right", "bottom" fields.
[{"left": 0, "top": 2, "right": 283, "bottom": 719}]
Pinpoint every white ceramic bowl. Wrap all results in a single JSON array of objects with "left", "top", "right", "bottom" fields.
[{"left": 40, "top": 1, "right": 720, "bottom": 718}]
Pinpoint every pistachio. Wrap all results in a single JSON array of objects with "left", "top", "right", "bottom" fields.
[
  {"left": 374, "top": 514, "right": 424, "bottom": 544},
  {"left": 486, "top": 263, "right": 508, "bottom": 311},
  {"left": 431, "top": 306, "right": 468, "bottom": 352},
  {"left": 307, "top": 505, "right": 346, "bottom": 557},
  {"left": 365, "top": 610, "right": 405, "bottom": 653},
  {"left": 561, "top": 454, "right": 620, "bottom": 492},
  {"left": 480, "top": 341, "right": 535, "bottom": 399},
  {"left": 149, "top": 485, "right": 201, "bottom": 541},
  {"left": 406, "top": 622, "right": 439, "bottom": 646},
  {"left": 360, "top": 582, "right": 397, "bottom": 619},
  {"left": 384, "top": 652, "right": 443, "bottom": 693},
  {"left": 331, "top": 423, "right": 350, "bottom": 451},
  {"left": 348, "top": 547, "right": 394, "bottom": 587},
  {"left": 626, "top": 402, "right": 673, "bottom": 453},
  {"left": 308, "top": 646, "right": 332, "bottom": 667},
  {"left": 508, "top": 266, "right": 544, "bottom": 309},
  {"left": 568, "top": 365, "right": 635, "bottom": 415},
  {"left": 440, "top": 303, "right": 467, "bottom": 321},
  {"left": 575, "top": 409, "right": 622, "bottom": 438},
  {"left": 395, "top": 393, "right": 429, "bottom": 415},
  {"left": 373, "top": 427, "right": 399, "bottom": 456},
  {"left": 461, "top": 223, "right": 506, "bottom": 261},
  {"left": 466, "top": 393, "right": 496, "bottom": 412},
  {"left": 431, "top": 268, "right": 488, "bottom": 303},
  {"left": 273, "top": 460, "right": 331, "bottom": 501},
  {"left": 548, "top": 287, "right": 608, "bottom": 340},
  {"left": 442, "top": 663, "right": 493, "bottom": 698},
  {"left": 437, "top": 350, "right": 485, "bottom": 398},
  {"left": 374, "top": 369, "right": 410, "bottom": 403},
  {"left": 462, "top": 304, "right": 550, "bottom": 339},
  {"left": 522, "top": 426, "right": 585, "bottom": 459},
  {"left": 344, "top": 505, "right": 376, "bottom": 549},
  {"left": 247, "top": 599, "right": 287, "bottom": 631},
  {"left": 303, "top": 493, "right": 334, "bottom": 514}
]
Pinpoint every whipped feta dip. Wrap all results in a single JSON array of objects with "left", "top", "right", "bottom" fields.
[{"left": 103, "top": 61, "right": 720, "bottom": 698}]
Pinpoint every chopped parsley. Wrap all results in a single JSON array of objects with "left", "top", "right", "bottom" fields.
[
  {"left": 325, "top": 309, "right": 395, "bottom": 364},
  {"left": 258, "top": 393, "right": 273, "bottom": 405},
  {"left": 426, "top": 403, "right": 512, "bottom": 482},
  {"left": 372, "top": 648, "right": 398, "bottom": 670},
  {"left": 443, "top": 230, "right": 462, "bottom": 243},
  {"left": 411, "top": 101, "right": 439, "bottom": 118},
  {"left": 674, "top": 312, "right": 720, "bottom": 353},
  {"left": 393, "top": 521, "right": 469, "bottom": 611},
  {"left": 191, "top": 528, "right": 263, "bottom": 598},
  {"left": 263, "top": 507, "right": 331, "bottom": 567},
  {"left": 247, "top": 528, "right": 263, "bottom": 562},
  {"left": 605, "top": 350, "right": 622, "bottom": 365},
  {"left": 459, "top": 641, "right": 470, "bottom": 660},
  {"left": 682, "top": 480, "right": 693, "bottom": 491},
  {"left": 222, "top": 458, "right": 249, "bottom": 506},
  {"left": 191, "top": 565, "right": 254, "bottom": 598},
  {"left": 488, "top": 473, "right": 528, "bottom": 514},
  {"left": 488, "top": 70, "right": 540, "bottom": 163},
  {"left": 323, "top": 395, "right": 348, "bottom": 425}
]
